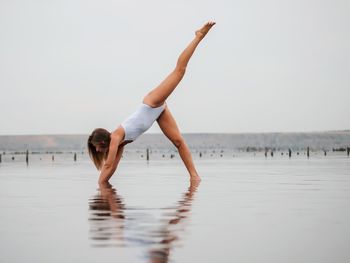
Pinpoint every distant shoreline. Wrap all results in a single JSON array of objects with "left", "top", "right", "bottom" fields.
[{"left": 0, "top": 132, "right": 349, "bottom": 152}]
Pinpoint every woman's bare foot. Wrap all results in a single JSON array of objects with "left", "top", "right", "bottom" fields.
[
  {"left": 195, "top": 21, "right": 216, "bottom": 39},
  {"left": 190, "top": 175, "right": 201, "bottom": 183},
  {"left": 189, "top": 178, "right": 201, "bottom": 191}
]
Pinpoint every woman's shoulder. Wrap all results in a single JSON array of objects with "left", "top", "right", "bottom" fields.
[
  {"left": 111, "top": 126, "right": 125, "bottom": 141},
  {"left": 110, "top": 127, "right": 132, "bottom": 147}
]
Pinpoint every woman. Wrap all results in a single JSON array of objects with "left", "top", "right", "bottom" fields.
[{"left": 88, "top": 21, "right": 215, "bottom": 183}]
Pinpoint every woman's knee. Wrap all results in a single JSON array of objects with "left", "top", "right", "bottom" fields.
[
  {"left": 172, "top": 136, "right": 185, "bottom": 148},
  {"left": 175, "top": 66, "right": 186, "bottom": 77}
]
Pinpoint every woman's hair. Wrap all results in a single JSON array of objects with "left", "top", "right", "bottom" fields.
[{"left": 87, "top": 128, "right": 111, "bottom": 170}]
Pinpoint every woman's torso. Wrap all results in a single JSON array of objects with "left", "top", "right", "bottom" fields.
[{"left": 120, "top": 103, "right": 165, "bottom": 142}]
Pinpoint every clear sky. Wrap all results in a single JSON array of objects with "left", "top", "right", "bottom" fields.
[{"left": 1, "top": 0, "right": 349, "bottom": 135}]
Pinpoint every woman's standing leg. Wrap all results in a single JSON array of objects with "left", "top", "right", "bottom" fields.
[
  {"left": 157, "top": 106, "right": 200, "bottom": 181},
  {"left": 143, "top": 21, "right": 215, "bottom": 107}
]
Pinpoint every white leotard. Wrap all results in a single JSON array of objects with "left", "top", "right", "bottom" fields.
[{"left": 121, "top": 103, "right": 166, "bottom": 142}]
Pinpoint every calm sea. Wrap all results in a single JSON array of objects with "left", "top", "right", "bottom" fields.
[{"left": 0, "top": 152, "right": 349, "bottom": 263}]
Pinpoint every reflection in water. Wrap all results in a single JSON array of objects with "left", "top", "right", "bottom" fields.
[
  {"left": 88, "top": 180, "right": 200, "bottom": 262},
  {"left": 89, "top": 184, "right": 126, "bottom": 245}
]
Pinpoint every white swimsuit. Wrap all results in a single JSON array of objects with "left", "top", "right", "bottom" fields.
[{"left": 121, "top": 103, "right": 166, "bottom": 142}]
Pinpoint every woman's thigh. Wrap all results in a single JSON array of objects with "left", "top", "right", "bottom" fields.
[
  {"left": 143, "top": 69, "right": 185, "bottom": 108},
  {"left": 156, "top": 106, "right": 183, "bottom": 144}
]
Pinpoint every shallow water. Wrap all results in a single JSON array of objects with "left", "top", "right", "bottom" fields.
[{"left": 0, "top": 155, "right": 349, "bottom": 263}]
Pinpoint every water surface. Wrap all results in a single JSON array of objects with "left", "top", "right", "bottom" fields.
[{"left": 0, "top": 155, "right": 349, "bottom": 262}]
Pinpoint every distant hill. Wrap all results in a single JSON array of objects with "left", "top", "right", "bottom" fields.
[{"left": 0, "top": 131, "right": 349, "bottom": 152}]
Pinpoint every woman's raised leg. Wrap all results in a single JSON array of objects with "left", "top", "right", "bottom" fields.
[
  {"left": 143, "top": 21, "right": 215, "bottom": 108},
  {"left": 157, "top": 106, "right": 200, "bottom": 181}
]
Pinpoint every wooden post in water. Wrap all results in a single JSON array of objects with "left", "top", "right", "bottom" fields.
[
  {"left": 26, "top": 150, "right": 29, "bottom": 165},
  {"left": 307, "top": 147, "right": 310, "bottom": 158},
  {"left": 74, "top": 153, "right": 77, "bottom": 162},
  {"left": 146, "top": 148, "right": 149, "bottom": 162}
]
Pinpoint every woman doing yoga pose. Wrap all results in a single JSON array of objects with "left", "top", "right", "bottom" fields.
[{"left": 88, "top": 21, "right": 216, "bottom": 183}]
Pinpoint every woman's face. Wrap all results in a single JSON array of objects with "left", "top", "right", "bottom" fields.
[{"left": 94, "top": 143, "right": 108, "bottom": 153}]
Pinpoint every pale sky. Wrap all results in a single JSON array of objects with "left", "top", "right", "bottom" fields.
[{"left": 1, "top": 0, "right": 349, "bottom": 135}]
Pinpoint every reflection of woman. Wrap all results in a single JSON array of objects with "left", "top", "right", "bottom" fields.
[
  {"left": 89, "top": 182, "right": 126, "bottom": 245},
  {"left": 87, "top": 22, "right": 215, "bottom": 183},
  {"left": 147, "top": 181, "right": 200, "bottom": 263},
  {"left": 89, "top": 181, "right": 200, "bottom": 262}
]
